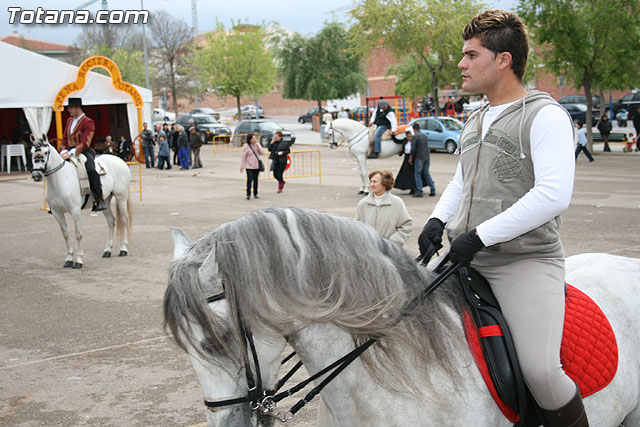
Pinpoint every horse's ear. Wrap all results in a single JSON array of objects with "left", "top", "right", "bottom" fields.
[
  {"left": 198, "top": 244, "right": 223, "bottom": 294},
  {"left": 171, "top": 227, "right": 191, "bottom": 260}
]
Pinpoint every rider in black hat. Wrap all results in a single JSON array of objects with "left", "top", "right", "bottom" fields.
[{"left": 60, "top": 97, "right": 106, "bottom": 211}]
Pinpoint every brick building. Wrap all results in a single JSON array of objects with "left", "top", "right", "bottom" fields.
[{"left": 0, "top": 34, "right": 74, "bottom": 61}]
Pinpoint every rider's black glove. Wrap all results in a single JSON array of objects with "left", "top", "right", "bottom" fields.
[
  {"left": 418, "top": 218, "right": 445, "bottom": 257},
  {"left": 449, "top": 229, "right": 485, "bottom": 265}
]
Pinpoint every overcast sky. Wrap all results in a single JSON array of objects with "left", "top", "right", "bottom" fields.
[{"left": 2, "top": 0, "right": 519, "bottom": 46}]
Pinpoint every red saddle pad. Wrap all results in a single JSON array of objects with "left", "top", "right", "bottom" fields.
[{"left": 465, "top": 283, "right": 618, "bottom": 422}]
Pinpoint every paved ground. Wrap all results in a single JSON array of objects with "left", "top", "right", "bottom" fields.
[{"left": 1, "top": 124, "right": 639, "bottom": 426}]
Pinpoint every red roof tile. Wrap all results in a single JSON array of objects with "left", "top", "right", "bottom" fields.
[{"left": 1, "top": 35, "right": 71, "bottom": 51}]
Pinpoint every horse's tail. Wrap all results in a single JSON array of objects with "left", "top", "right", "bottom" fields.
[{"left": 116, "top": 195, "right": 132, "bottom": 242}]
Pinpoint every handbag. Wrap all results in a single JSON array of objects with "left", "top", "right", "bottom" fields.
[{"left": 248, "top": 143, "right": 265, "bottom": 172}]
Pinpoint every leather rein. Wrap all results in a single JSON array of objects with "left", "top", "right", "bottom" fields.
[
  {"left": 202, "top": 252, "right": 460, "bottom": 423},
  {"left": 32, "top": 143, "right": 66, "bottom": 176},
  {"left": 329, "top": 123, "right": 368, "bottom": 149}
]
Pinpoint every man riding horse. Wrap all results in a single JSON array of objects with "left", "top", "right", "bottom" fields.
[
  {"left": 368, "top": 100, "right": 398, "bottom": 159},
  {"left": 60, "top": 97, "right": 106, "bottom": 212}
]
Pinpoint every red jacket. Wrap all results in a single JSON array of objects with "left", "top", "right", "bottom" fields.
[{"left": 62, "top": 114, "right": 96, "bottom": 155}]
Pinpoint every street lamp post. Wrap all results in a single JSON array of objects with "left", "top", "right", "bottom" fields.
[{"left": 141, "top": 0, "right": 150, "bottom": 89}]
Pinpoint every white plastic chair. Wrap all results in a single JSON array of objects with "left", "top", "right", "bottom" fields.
[{"left": 1, "top": 144, "right": 27, "bottom": 173}]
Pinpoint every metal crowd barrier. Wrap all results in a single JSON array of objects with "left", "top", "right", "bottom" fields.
[
  {"left": 260, "top": 149, "right": 322, "bottom": 184},
  {"left": 127, "top": 161, "right": 143, "bottom": 201},
  {"left": 212, "top": 134, "right": 244, "bottom": 156}
]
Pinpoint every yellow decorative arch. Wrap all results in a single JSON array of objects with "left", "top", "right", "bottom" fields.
[{"left": 53, "top": 55, "right": 144, "bottom": 149}]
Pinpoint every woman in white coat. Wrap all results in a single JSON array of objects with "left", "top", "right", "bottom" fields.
[{"left": 356, "top": 170, "right": 413, "bottom": 247}]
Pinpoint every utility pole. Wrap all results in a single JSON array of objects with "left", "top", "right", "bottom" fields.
[
  {"left": 141, "top": 0, "right": 150, "bottom": 89},
  {"left": 191, "top": 0, "right": 198, "bottom": 34}
]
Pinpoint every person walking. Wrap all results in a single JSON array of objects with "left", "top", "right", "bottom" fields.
[
  {"left": 575, "top": 120, "right": 594, "bottom": 162},
  {"left": 409, "top": 122, "right": 436, "bottom": 197},
  {"left": 240, "top": 133, "right": 264, "bottom": 200},
  {"left": 418, "top": 10, "right": 586, "bottom": 426},
  {"left": 633, "top": 107, "right": 640, "bottom": 144},
  {"left": 157, "top": 135, "right": 172, "bottom": 170},
  {"left": 140, "top": 122, "right": 155, "bottom": 168},
  {"left": 268, "top": 130, "right": 290, "bottom": 193},
  {"left": 596, "top": 113, "right": 612, "bottom": 152},
  {"left": 177, "top": 125, "right": 190, "bottom": 170},
  {"left": 368, "top": 100, "right": 398, "bottom": 158},
  {"left": 394, "top": 129, "right": 418, "bottom": 194},
  {"left": 356, "top": 170, "right": 412, "bottom": 247},
  {"left": 189, "top": 127, "right": 203, "bottom": 169}
]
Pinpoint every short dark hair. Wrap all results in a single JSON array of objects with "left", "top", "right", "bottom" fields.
[
  {"left": 412, "top": 123, "right": 421, "bottom": 131},
  {"left": 368, "top": 170, "right": 395, "bottom": 191},
  {"left": 463, "top": 10, "right": 529, "bottom": 81}
]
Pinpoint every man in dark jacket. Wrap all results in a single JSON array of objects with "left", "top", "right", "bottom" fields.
[
  {"left": 633, "top": 107, "right": 640, "bottom": 148},
  {"left": 140, "top": 122, "right": 155, "bottom": 168},
  {"left": 170, "top": 123, "right": 180, "bottom": 166},
  {"left": 189, "top": 127, "right": 203, "bottom": 168},
  {"left": 597, "top": 114, "right": 612, "bottom": 152},
  {"left": 409, "top": 123, "right": 435, "bottom": 197},
  {"left": 118, "top": 135, "right": 132, "bottom": 161}
]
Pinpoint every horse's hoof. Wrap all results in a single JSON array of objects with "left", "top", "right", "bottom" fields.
[
  {"left": 102, "top": 251, "right": 111, "bottom": 258},
  {"left": 119, "top": 250, "right": 128, "bottom": 257},
  {"left": 63, "top": 261, "right": 73, "bottom": 268},
  {"left": 72, "top": 262, "right": 83, "bottom": 269}
]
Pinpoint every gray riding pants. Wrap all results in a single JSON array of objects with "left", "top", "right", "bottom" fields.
[{"left": 471, "top": 257, "right": 577, "bottom": 410}]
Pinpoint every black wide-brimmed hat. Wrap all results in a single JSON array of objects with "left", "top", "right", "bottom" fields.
[{"left": 68, "top": 97, "right": 83, "bottom": 107}]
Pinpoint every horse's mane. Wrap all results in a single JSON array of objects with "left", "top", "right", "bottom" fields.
[{"left": 164, "top": 207, "right": 464, "bottom": 391}]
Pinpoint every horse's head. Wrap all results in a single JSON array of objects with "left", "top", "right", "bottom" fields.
[
  {"left": 31, "top": 134, "right": 52, "bottom": 182},
  {"left": 325, "top": 120, "right": 340, "bottom": 149},
  {"left": 165, "top": 227, "right": 286, "bottom": 427}
]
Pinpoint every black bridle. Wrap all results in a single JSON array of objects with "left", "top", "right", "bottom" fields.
[
  {"left": 202, "top": 251, "right": 460, "bottom": 423},
  {"left": 32, "top": 143, "right": 66, "bottom": 176}
]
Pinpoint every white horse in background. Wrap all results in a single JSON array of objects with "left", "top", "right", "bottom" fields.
[
  {"left": 326, "top": 118, "right": 404, "bottom": 193},
  {"left": 165, "top": 207, "right": 640, "bottom": 427},
  {"left": 31, "top": 136, "right": 132, "bottom": 268}
]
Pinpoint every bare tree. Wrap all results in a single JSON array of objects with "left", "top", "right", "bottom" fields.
[{"left": 149, "top": 11, "right": 194, "bottom": 114}]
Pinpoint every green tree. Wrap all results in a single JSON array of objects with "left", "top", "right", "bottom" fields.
[
  {"left": 519, "top": 0, "right": 640, "bottom": 147},
  {"left": 350, "top": 0, "right": 483, "bottom": 115},
  {"left": 276, "top": 22, "right": 367, "bottom": 113},
  {"left": 112, "top": 49, "right": 147, "bottom": 87},
  {"left": 194, "top": 23, "right": 276, "bottom": 119}
]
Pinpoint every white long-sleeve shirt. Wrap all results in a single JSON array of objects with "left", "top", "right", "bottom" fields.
[
  {"left": 370, "top": 108, "right": 398, "bottom": 132},
  {"left": 430, "top": 101, "right": 575, "bottom": 247}
]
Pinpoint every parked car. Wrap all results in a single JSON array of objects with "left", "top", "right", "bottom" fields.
[
  {"left": 153, "top": 108, "right": 176, "bottom": 122},
  {"left": 348, "top": 106, "right": 369, "bottom": 120},
  {"left": 558, "top": 94, "right": 600, "bottom": 110},
  {"left": 398, "top": 116, "right": 464, "bottom": 154},
  {"left": 298, "top": 106, "right": 338, "bottom": 124},
  {"left": 563, "top": 103, "right": 599, "bottom": 126},
  {"left": 233, "top": 119, "right": 295, "bottom": 147},
  {"left": 175, "top": 113, "right": 232, "bottom": 143},
  {"left": 190, "top": 107, "right": 220, "bottom": 120},
  {"left": 608, "top": 92, "right": 640, "bottom": 118},
  {"left": 240, "top": 105, "right": 265, "bottom": 119}
]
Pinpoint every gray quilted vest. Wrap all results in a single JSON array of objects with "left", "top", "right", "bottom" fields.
[{"left": 446, "top": 91, "right": 572, "bottom": 265}]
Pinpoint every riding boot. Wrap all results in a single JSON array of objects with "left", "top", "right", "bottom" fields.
[
  {"left": 92, "top": 188, "right": 106, "bottom": 212},
  {"left": 541, "top": 388, "right": 588, "bottom": 427},
  {"left": 277, "top": 181, "right": 284, "bottom": 193}
]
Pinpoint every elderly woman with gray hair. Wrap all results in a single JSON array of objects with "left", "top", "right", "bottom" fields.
[{"left": 356, "top": 170, "right": 413, "bottom": 247}]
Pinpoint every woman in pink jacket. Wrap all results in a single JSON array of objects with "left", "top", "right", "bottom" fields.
[{"left": 240, "top": 133, "right": 265, "bottom": 200}]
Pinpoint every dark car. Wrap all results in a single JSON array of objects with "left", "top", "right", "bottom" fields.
[
  {"left": 608, "top": 92, "right": 640, "bottom": 118},
  {"left": 175, "top": 113, "right": 232, "bottom": 143},
  {"left": 562, "top": 104, "right": 599, "bottom": 126},
  {"left": 348, "top": 106, "right": 369, "bottom": 120},
  {"left": 233, "top": 120, "right": 296, "bottom": 147},
  {"left": 190, "top": 107, "right": 220, "bottom": 120},
  {"left": 298, "top": 107, "right": 337, "bottom": 124},
  {"left": 558, "top": 94, "right": 601, "bottom": 109}
]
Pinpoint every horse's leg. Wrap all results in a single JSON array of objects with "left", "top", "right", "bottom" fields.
[
  {"left": 102, "top": 194, "right": 115, "bottom": 258},
  {"left": 115, "top": 195, "right": 129, "bottom": 256},
  {"left": 354, "top": 153, "right": 369, "bottom": 194},
  {"left": 70, "top": 208, "right": 84, "bottom": 268},
  {"left": 51, "top": 209, "right": 74, "bottom": 268}
]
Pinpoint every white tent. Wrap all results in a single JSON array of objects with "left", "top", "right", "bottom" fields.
[{"left": 0, "top": 41, "right": 152, "bottom": 141}]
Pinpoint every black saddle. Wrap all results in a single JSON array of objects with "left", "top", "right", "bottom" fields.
[{"left": 458, "top": 266, "right": 544, "bottom": 427}]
